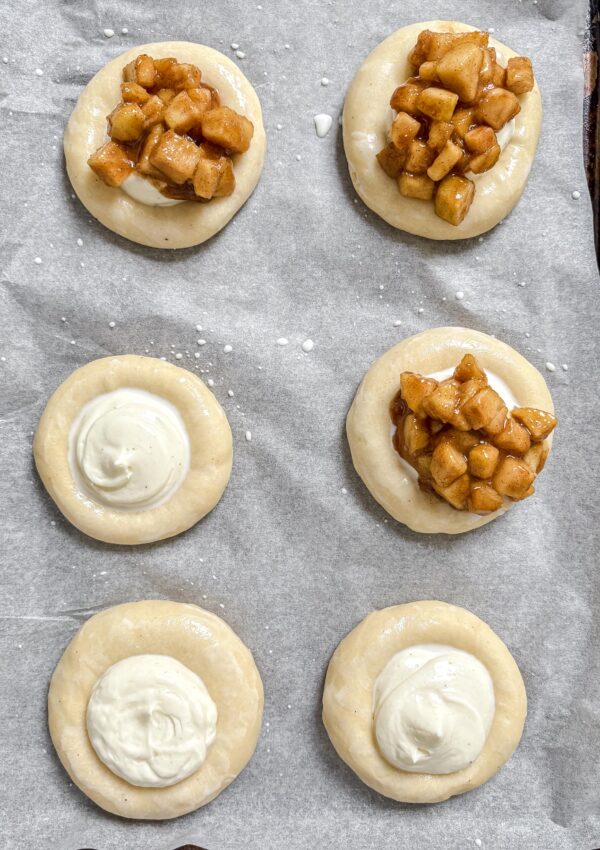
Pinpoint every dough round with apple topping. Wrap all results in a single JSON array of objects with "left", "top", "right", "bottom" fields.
[
  {"left": 64, "top": 42, "right": 266, "bottom": 249},
  {"left": 322, "top": 600, "right": 527, "bottom": 803},
  {"left": 343, "top": 21, "right": 542, "bottom": 239},
  {"left": 33, "top": 355, "right": 233, "bottom": 544},
  {"left": 49, "top": 600, "right": 264, "bottom": 819},
  {"left": 346, "top": 327, "right": 554, "bottom": 534}
]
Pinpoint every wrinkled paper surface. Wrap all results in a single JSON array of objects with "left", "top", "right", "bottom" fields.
[{"left": 1, "top": 0, "right": 599, "bottom": 848}]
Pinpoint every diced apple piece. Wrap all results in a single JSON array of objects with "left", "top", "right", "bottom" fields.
[
  {"left": 468, "top": 443, "right": 499, "bottom": 479},
  {"left": 398, "top": 173, "right": 436, "bottom": 200},
  {"left": 506, "top": 56, "right": 534, "bottom": 95},
  {"left": 464, "top": 125, "right": 496, "bottom": 153},
  {"left": 121, "top": 82, "right": 150, "bottom": 104},
  {"left": 123, "top": 60, "right": 137, "bottom": 83},
  {"left": 479, "top": 49, "right": 495, "bottom": 86},
  {"left": 476, "top": 87, "right": 521, "bottom": 131},
  {"left": 141, "top": 95, "right": 165, "bottom": 129},
  {"left": 377, "top": 143, "right": 407, "bottom": 177},
  {"left": 137, "top": 124, "right": 166, "bottom": 178},
  {"left": 436, "top": 43, "right": 483, "bottom": 103},
  {"left": 454, "top": 353, "right": 488, "bottom": 383},
  {"left": 188, "top": 86, "right": 214, "bottom": 113},
  {"left": 468, "top": 143, "right": 501, "bottom": 174},
  {"left": 433, "top": 472, "right": 470, "bottom": 510},
  {"left": 511, "top": 408, "right": 557, "bottom": 441},
  {"left": 430, "top": 440, "right": 468, "bottom": 487},
  {"left": 405, "top": 140, "right": 436, "bottom": 174},
  {"left": 403, "top": 414, "right": 430, "bottom": 456},
  {"left": 524, "top": 442, "right": 550, "bottom": 473},
  {"left": 410, "top": 30, "right": 488, "bottom": 65},
  {"left": 153, "top": 58, "right": 178, "bottom": 87},
  {"left": 108, "top": 103, "right": 145, "bottom": 142},
  {"left": 390, "top": 80, "right": 427, "bottom": 115},
  {"left": 492, "top": 456, "right": 535, "bottom": 500},
  {"left": 427, "top": 120, "right": 454, "bottom": 152},
  {"left": 164, "top": 90, "right": 205, "bottom": 133},
  {"left": 468, "top": 481, "right": 503, "bottom": 513},
  {"left": 434, "top": 174, "right": 475, "bottom": 225},
  {"left": 88, "top": 141, "right": 134, "bottom": 187},
  {"left": 492, "top": 62, "right": 506, "bottom": 88},
  {"left": 416, "top": 454, "right": 433, "bottom": 479},
  {"left": 134, "top": 54, "right": 157, "bottom": 88},
  {"left": 389, "top": 111, "right": 421, "bottom": 150},
  {"left": 200, "top": 106, "right": 254, "bottom": 153},
  {"left": 462, "top": 386, "right": 507, "bottom": 431},
  {"left": 427, "top": 140, "right": 463, "bottom": 181},
  {"left": 172, "top": 62, "right": 202, "bottom": 90},
  {"left": 193, "top": 153, "right": 235, "bottom": 199},
  {"left": 149, "top": 129, "right": 201, "bottom": 184},
  {"left": 417, "top": 86, "right": 458, "bottom": 122},
  {"left": 451, "top": 107, "right": 476, "bottom": 139},
  {"left": 493, "top": 418, "right": 531, "bottom": 454},
  {"left": 458, "top": 377, "right": 488, "bottom": 409},
  {"left": 419, "top": 61, "right": 439, "bottom": 82},
  {"left": 156, "top": 88, "right": 176, "bottom": 105},
  {"left": 422, "top": 382, "right": 460, "bottom": 424},
  {"left": 400, "top": 372, "right": 438, "bottom": 416},
  {"left": 443, "top": 428, "right": 481, "bottom": 454}
]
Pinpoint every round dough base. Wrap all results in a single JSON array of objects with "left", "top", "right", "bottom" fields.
[
  {"left": 48, "top": 600, "right": 264, "bottom": 819},
  {"left": 343, "top": 21, "right": 542, "bottom": 240},
  {"left": 34, "top": 355, "right": 233, "bottom": 544},
  {"left": 65, "top": 42, "right": 266, "bottom": 249},
  {"left": 322, "top": 600, "right": 527, "bottom": 804},
  {"left": 346, "top": 327, "right": 554, "bottom": 534}
]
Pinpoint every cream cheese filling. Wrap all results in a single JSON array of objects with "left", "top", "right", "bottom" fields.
[
  {"left": 86, "top": 654, "right": 218, "bottom": 788},
  {"left": 68, "top": 387, "right": 190, "bottom": 510},
  {"left": 121, "top": 173, "right": 183, "bottom": 207},
  {"left": 373, "top": 643, "right": 495, "bottom": 774}
]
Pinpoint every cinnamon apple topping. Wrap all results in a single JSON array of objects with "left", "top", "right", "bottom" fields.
[
  {"left": 87, "top": 55, "right": 254, "bottom": 202},
  {"left": 390, "top": 354, "right": 556, "bottom": 513},
  {"left": 377, "top": 30, "right": 535, "bottom": 225}
]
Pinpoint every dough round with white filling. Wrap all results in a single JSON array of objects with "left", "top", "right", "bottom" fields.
[
  {"left": 322, "top": 600, "right": 526, "bottom": 803},
  {"left": 33, "top": 355, "right": 232, "bottom": 544},
  {"left": 49, "top": 600, "right": 263, "bottom": 819},
  {"left": 346, "top": 327, "right": 554, "bottom": 534},
  {"left": 64, "top": 42, "right": 266, "bottom": 249},
  {"left": 343, "top": 21, "right": 542, "bottom": 240}
]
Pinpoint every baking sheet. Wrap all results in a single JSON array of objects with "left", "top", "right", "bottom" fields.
[{"left": 1, "top": 0, "right": 599, "bottom": 848}]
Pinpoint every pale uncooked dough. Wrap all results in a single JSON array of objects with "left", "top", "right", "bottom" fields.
[
  {"left": 33, "top": 355, "right": 233, "bottom": 544},
  {"left": 48, "top": 600, "right": 264, "bottom": 820},
  {"left": 343, "top": 21, "right": 542, "bottom": 240},
  {"left": 346, "top": 327, "right": 554, "bottom": 534},
  {"left": 322, "top": 600, "right": 527, "bottom": 804},
  {"left": 64, "top": 42, "right": 266, "bottom": 249}
]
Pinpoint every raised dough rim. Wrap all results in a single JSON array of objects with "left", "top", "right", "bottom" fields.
[
  {"left": 322, "top": 600, "right": 527, "bottom": 803},
  {"left": 48, "top": 600, "right": 264, "bottom": 819},
  {"left": 64, "top": 41, "right": 266, "bottom": 249},
  {"left": 343, "top": 20, "right": 542, "bottom": 240},
  {"left": 33, "top": 355, "right": 233, "bottom": 545},
  {"left": 346, "top": 327, "right": 554, "bottom": 535}
]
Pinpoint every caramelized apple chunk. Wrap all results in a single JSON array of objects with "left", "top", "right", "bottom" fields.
[
  {"left": 511, "top": 408, "right": 557, "bottom": 441},
  {"left": 108, "top": 103, "right": 145, "bottom": 142},
  {"left": 398, "top": 173, "right": 435, "bottom": 200},
  {"left": 434, "top": 174, "right": 475, "bottom": 226},
  {"left": 436, "top": 43, "right": 483, "bottom": 103},
  {"left": 506, "top": 57, "right": 535, "bottom": 95},
  {"left": 390, "top": 79, "right": 427, "bottom": 115},
  {"left": 164, "top": 90, "right": 206, "bottom": 134},
  {"left": 121, "top": 82, "right": 150, "bottom": 104},
  {"left": 389, "top": 112, "right": 421, "bottom": 150},
  {"left": 377, "top": 143, "right": 407, "bottom": 177},
  {"left": 405, "top": 140, "right": 435, "bottom": 174},
  {"left": 200, "top": 106, "right": 254, "bottom": 153},
  {"left": 417, "top": 86, "right": 458, "bottom": 122},
  {"left": 149, "top": 129, "right": 201, "bottom": 184},
  {"left": 390, "top": 352, "right": 554, "bottom": 514},
  {"left": 427, "top": 121, "right": 454, "bottom": 152},
  {"left": 468, "top": 143, "right": 501, "bottom": 175},
  {"left": 427, "top": 140, "right": 463, "bottom": 181},
  {"left": 476, "top": 87, "right": 521, "bottom": 131},
  {"left": 193, "top": 145, "right": 235, "bottom": 199},
  {"left": 464, "top": 125, "right": 496, "bottom": 154},
  {"left": 88, "top": 141, "right": 135, "bottom": 187}
]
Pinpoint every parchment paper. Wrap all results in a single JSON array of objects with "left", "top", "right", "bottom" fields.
[{"left": 1, "top": 1, "right": 599, "bottom": 848}]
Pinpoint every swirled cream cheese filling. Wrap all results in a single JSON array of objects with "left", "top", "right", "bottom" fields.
[
  {"left": 68, "top": 387, "right": 190, "bottom": 510},
  {"left": 87, "top": 654, "right": 218, "bottom": 788},
  {"left": 373, "top": 643, "right": 495, "bottom": 774}
]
